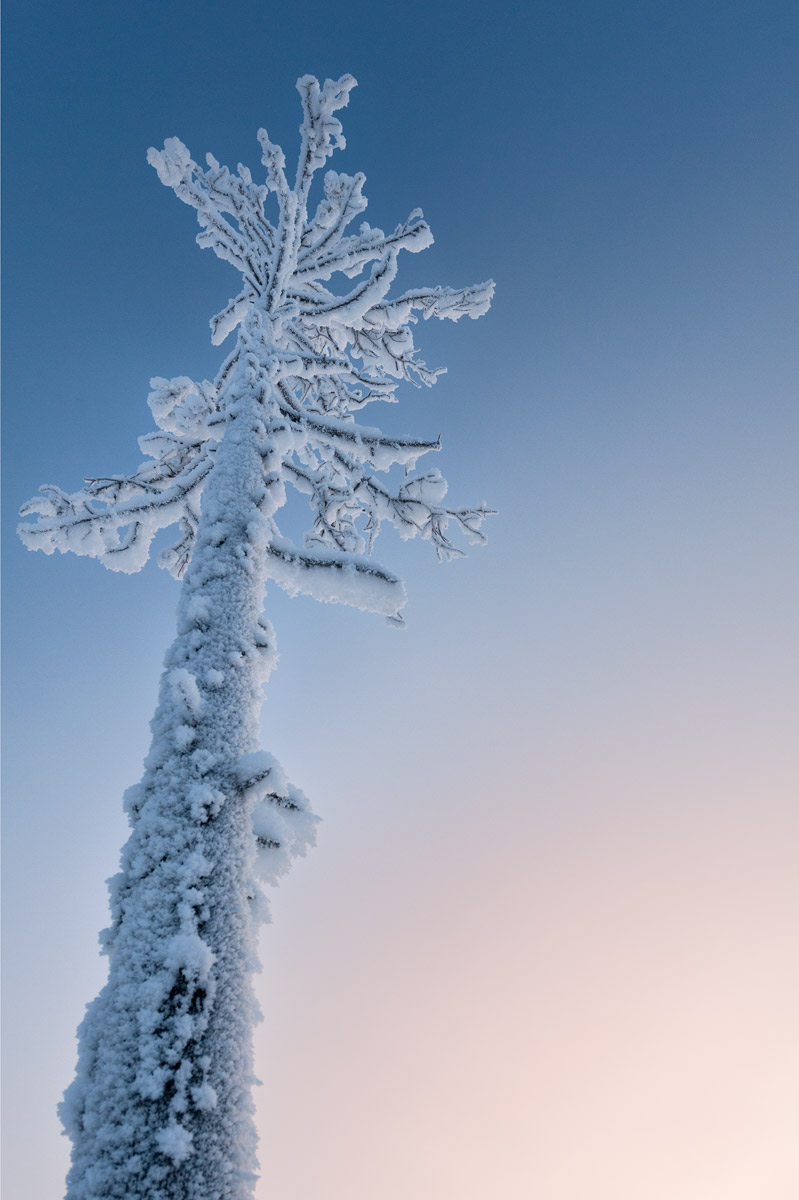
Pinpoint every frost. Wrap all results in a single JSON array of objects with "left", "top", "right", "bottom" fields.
[
  {"left": 186, "top": 595, "right": 211, "bottom": 625},
  {"left": 174, "top": 723, "right": 197, "bottom": 749},
  {"left": 156, "top": 1122, "right": 194, "bottom": 1165},
  {"left": 163, "top": 933, "right": 214, "bottom": 980},
  {"left": 190, "top": 1082, "right": 217, "bottom": 1112},
  {"left": 238, "top": 751, "right": 319, "bottom": 887},
  {"left": 188, "top": 782, "right": 224, "bottom": 822},
  {"left": 236, "top": 750, "right": 284, "bottom": 797},
  {"left": 122, "top": 783, "right": 145, "bottom": 818},
  {"left": 190, "top": 748, "right": 217, "bottom": 775},
  {"left": 169, "top": 668, "right": 204, "bottom": 718}
]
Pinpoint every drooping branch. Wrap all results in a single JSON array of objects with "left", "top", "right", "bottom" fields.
[{"left": 263, "top": 532, "right": 407, "bottom": 622}]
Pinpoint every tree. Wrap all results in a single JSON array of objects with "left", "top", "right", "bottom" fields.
[{"left": 19, "top": 74, "right": 493, "bottom": 1200}]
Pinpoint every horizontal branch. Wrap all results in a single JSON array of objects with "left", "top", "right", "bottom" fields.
[
  {"left": 293, "top": 211, "right": 433, "bottom": 282},
  {"left": 367, "top": 279, "right": 496, "bottom": 329},
  {"left": 265, "top": 534, "right": 406, "bottom": 621},
  {"left": 19, "top": 452, "right": 213, "bottom": 573},
  {"left": 297, "top": 252, "right": 397, "bottom": 327},
  {"left": 275, "top": 383, "right": 439, "bottom": 468}
]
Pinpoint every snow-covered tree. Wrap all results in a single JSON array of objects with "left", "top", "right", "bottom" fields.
[{"left": 19, "top": 74, "right": 493, "bottom": 1200}]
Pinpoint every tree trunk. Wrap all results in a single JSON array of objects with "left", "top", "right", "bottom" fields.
[{"left": 62, "top": 361, "right": 279, "bottom": 1200}]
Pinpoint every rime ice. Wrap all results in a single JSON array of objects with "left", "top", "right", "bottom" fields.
[{"left": 20, "top": 74, "right": 492, "bottom": 1200}]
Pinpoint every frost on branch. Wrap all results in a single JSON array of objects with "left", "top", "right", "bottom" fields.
[{"left": 20, "top": 73, "right": 494, "bottom": 625}]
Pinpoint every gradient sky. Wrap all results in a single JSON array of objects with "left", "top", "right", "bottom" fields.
[{"left": 3, "top": 2, "right": 798, "bottom": 1197}]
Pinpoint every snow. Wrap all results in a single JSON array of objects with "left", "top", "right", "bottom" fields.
[{"left": 155, "top": 1123, "right": 194, "bottom": 1166}]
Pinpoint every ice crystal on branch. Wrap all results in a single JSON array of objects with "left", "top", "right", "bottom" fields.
[{"left": 21, "top": 73, "right": 493, "bottom": 626}]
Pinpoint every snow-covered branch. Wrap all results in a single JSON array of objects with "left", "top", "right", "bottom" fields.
[
  {"left": 298, "top": 171, "right": 367, "bottom": 261},
  {"left": 146, "top": 139, "right": 272, "bottom": 295},
  {"left": 264, "top": 534, "right": 407, "bottom": 622},
  {"left": 22, "top": 73, "right": 494, "bottom": 610},
  {"left": 19, "top": 451, "right": 213, "bottom": 575},
  {"left": 294, "top": 208, "right": 434, "bottom": 282}
]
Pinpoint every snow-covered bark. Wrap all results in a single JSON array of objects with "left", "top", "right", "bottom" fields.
[
  {"left": 59, "top": 356, "right": 316, "bottom": 1200},
  {"left": 19, "top": 74, "right": 492, "bottom": 1199}
]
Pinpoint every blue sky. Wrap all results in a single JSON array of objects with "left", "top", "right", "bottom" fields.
[{"left": 3, "top": 3, "right": 799, "bottom": 1197}]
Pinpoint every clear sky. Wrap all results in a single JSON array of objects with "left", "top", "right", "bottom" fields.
[{"left": 3, "top": 2, "right": 798, "bottom": 1197}]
